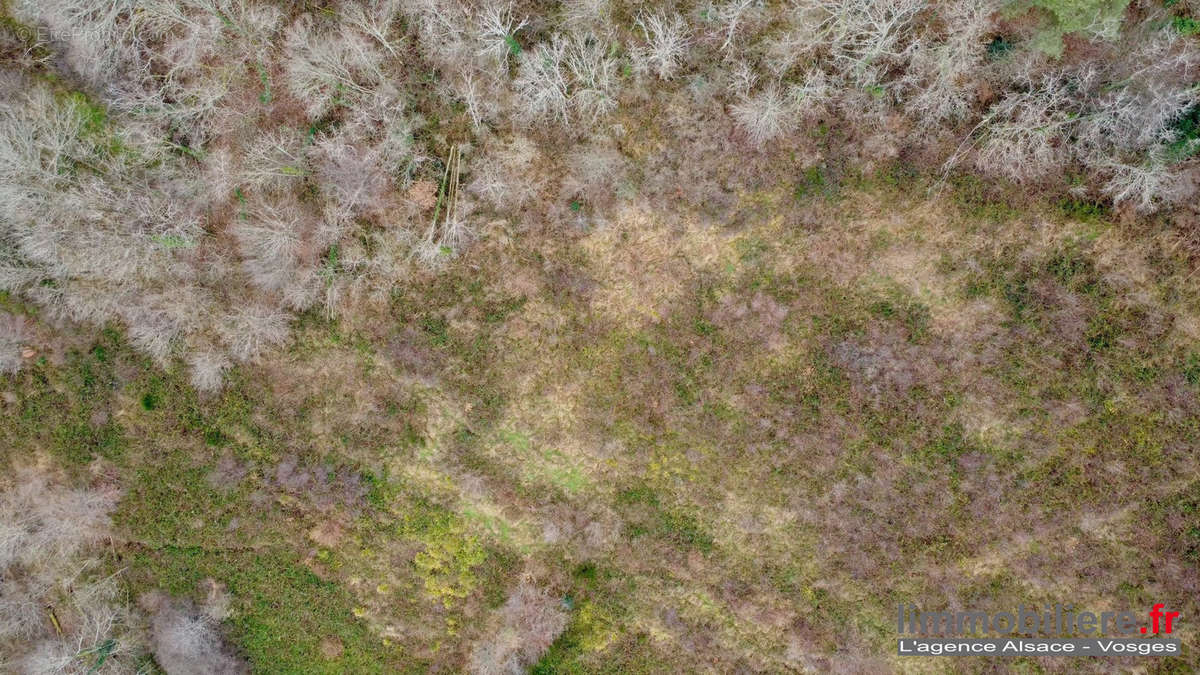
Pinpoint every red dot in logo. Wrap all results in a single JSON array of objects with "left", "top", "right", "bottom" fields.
[{"left": 1141, "top": 627, "right": 1148, "bottom": 634}]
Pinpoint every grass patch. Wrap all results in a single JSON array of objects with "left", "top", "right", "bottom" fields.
[{"left": 128, "top": 547, "right": 404, "bottom": 674}]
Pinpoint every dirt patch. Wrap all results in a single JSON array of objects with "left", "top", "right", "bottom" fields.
[
  {"left": 308, "top": 519, "right": 346, "bottom": 549},
  {"left": 319, "top": 636, "right": 345, "bottom": 660}
]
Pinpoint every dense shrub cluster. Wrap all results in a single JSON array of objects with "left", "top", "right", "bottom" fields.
[
  {"left": 141, "top": 590, "right": 245, "bottom": 675},
  {"left": 1, "top": 0, "right": 1197, "bottom": 386},
  {"left": 0, "top": 469, "right": 136, "bottom": 673},
  {"left": 468, "top": 580, "right": 568, "bottom": 675},
  {"left": 0, "top": 467, "right": 246, "bottom": 673}
]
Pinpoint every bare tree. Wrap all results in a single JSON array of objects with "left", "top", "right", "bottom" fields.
[
  {"left": 220, "top": 303, "right": 291, "bottom": 363},
  {"left": 632, "top": 11, "right": 692, "bottom": 80},
  {"left": 340, "top": 0, "right": 404, "bottom": 56},
  {"left": 732, "top": 84, "right": 795, "bottom": 146},
  {"left": 468, "top": 581, "right": 567, "bottom": 675},
  {"left": 564, "top": 34, "right": 620, "bottom": 125},
  {"left": 476, "top": 2, "right": 528, "bottom": 76},
  {"left": 188, "top": 349, "right": 231, "bottom": 393},
  {"left": 810, "top": 0, "right": 923, "bottom": 89},
  {"left": 1102, "top": 153, "right": 1187, "bottom": 213},
  {"left": 514, "top": 37, "right": 571, "bottom": 125},
  {"left": 283, "top": 15, "right": 387, "bottom": 119},
  {"left": 144, "top": 593, "right": 247, "bottom": 675},
  {"left": 241, "top": 130, "right": 309, "bottom": 191}
]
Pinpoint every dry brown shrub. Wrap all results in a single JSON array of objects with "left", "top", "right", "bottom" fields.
[{"left": 468, "top": 580, "right": 567, "bottom": 675}]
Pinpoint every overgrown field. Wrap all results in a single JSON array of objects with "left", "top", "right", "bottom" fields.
[
  {"left": 5, "top": 175, "right": 1200, "bottom": 672},
  {"left": 2, "top": 0, "right": 1200, "bottom": 673}
]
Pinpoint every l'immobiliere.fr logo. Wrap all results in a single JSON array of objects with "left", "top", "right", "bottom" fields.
[
  {"left": 897, "top": 604, "right": 1182, "bottom": 656},
  {"left": 898, "top": 604, "right": 1180, "bottom": 636}
]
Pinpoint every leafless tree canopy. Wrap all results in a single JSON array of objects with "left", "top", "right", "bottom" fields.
[{"left": 0, "top": 0, "right": 1195, "bottom": 387}]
